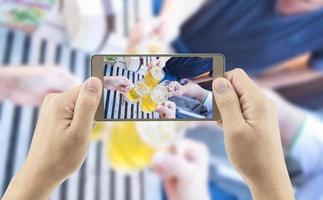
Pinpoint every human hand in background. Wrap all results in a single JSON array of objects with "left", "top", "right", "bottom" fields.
[
  {"left": 156, "top": 101, "right": 176, "bottom": 119},
  {"left": 152, "top": 139, "right": 210, "bottom": 200},
  {"left": 0, "top": 66, "right": 80, "bottom": 106},
  {"left": 167, "top": 81, "right": 186, "bottom": 97},
  {"left": 104, "top": 76, "right": 132, "bottom": 94},
  {"left": 2, "top": 77, "right": 102, "bottom": 200},
  {"left": 213, "top": 69, "right": 294, "bottom": 200}
]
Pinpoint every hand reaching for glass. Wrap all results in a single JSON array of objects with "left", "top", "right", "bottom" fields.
[
  {"left": 152, "top": 139, "right": 210, "bottom": 200},
  {"left": 0, "top": 66, "right": 80, "bottom": 106},
  {"left": 104, "top": 76, "right": 133, "bottom": 94},
  {"left": 156, "top": 100, "right": 176, "bottom": 119}
]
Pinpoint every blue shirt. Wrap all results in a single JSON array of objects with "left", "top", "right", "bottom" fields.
[
  {"left": 163, "top": 57, "right": 213, "bottom": 79},
  {"left": 172, "top": 0, "right": 323, "bottom": 74}
]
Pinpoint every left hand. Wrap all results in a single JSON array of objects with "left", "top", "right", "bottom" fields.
[
  {"left": 2, "top": 77, "right": 102, "bottom": 200},
  {"left": 104, "top": 76, "right": 132, "bottom": 94},
  {"left": 152, "top": 139, "right": 210, "bottom": 200},
  {"left": 156, "top": 101, "right": 176, "bottom": 119}
]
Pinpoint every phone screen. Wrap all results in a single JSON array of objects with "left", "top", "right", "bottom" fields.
[{"left": 91, "top": 54, "right": 225, "bottom": 121}]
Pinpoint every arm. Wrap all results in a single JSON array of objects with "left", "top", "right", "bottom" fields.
[
  {"left": 104, "top": 76, "right": 132, "bottom": 93},
  {"left": 170, "top": 81, "right": 208, "bottom": 103},
  {"left": 0, "top": 66, "right": 80, "bottom": 105},
  {"left": 213, "top": 69, "right": 294, "bottom": 200},
  {"left": 2, "top": 77, "right": 102, "bottom": 199}
]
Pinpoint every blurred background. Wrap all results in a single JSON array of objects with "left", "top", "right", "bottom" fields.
[{"left": 0, "top": 0, "right": 323, "bottom": 199}]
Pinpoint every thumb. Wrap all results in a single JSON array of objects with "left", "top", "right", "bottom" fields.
[
  {"left": 213, "top": 78, "right": 244, "bottom": 127},
  {"left": 152, "top": 152, "right": 190, "bottom": 180},
  {"left": 70, "top": 77, "right": 102, "bottom": 136}
]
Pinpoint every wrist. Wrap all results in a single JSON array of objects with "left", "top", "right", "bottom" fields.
[
  {"left": 248, "top": 171, "right": 294, "bottom": 200},
  {"left": 2, "top": 162, "right": 59, "bottom": 200},
  {"left": 21, "top": 161, "right": 60, "bottom": 198}
]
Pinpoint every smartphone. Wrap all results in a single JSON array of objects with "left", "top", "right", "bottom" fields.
[{"left": 91, "top": 54, "right": 225, "bottom": 121}]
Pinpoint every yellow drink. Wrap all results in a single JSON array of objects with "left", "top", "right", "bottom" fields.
[
  {"left": 144, "top": 67, "right": 164, "bottom": 88},
  {"left": 90, "top": 122, "right": 107, "bottom": 141},
  {"left": 105, "top": 122, "right": 156, "bottom": 172},
  {"left": 140, "top": 84, "right": 169, "bottom": 113},
  {"left": 126, "top": 80, "right": 149, "bottom": 103}
]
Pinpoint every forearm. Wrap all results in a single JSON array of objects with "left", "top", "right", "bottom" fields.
[
  {"left": 183, "top": 83, "right": 208, "bottom": 102},
  {"left": 2, "top": 163, "right": 59, "bottom": 200},
  {"left": 248, "top": 166, "right": 294, "bottom": 200},
  {"left": 0, "top": 68, "right": 18, "bottom": 101},
  {"left": 250, "top": 181, "right": 294, "bottom": 200}
]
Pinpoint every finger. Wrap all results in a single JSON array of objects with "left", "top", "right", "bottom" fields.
[
  {"left": 152, "top": 152, "right": 189, "bottom": 180},
  {"left": 156, "top": 105, "right": 167, "bottom": 113},
  {"left": 213, "top": 78, "right": 245, "bottom": 127},
  {"left": 225, "top": 68, "right": 263, "bottom": 100},
  {"left": 70, "top": 77, "right": 102, "bottom": 137}
]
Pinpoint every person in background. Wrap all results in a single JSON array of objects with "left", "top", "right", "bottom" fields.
[
  {"left": 128, "top": 0, "right": 323, "bottom": 79},
  {"left": 1, "top": 69, "right": 295, "bottom": 200}
]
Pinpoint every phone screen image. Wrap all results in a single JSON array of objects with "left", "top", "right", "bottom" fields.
[{"left": 92, "top": 54, "right": 225, "bottom": 121}]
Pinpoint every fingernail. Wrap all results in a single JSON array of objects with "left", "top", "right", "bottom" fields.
[
  {"left": 86, "top": 78, "right": 100, "bottom": 93},
  {"left": 213, "top": 78, "right": 230, "bottom": 94}
]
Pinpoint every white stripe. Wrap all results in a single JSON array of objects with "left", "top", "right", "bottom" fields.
[
  {"left": 144, "top": 169, "right": 162, "bottom": 200},
  {"left": 115, "top": 172, "right": 125, "bottom": 200},
  {"left": 100, "top": 141, "right": 110, "bottom": 199},
  {"left": 131, "top": 172, "right": 141, "bottom": 200},
  {"left": 84, "top": 143, "right": 97, "bottom": 200}
]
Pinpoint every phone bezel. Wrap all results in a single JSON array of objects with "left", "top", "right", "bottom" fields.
[{"left": 91, "top": 53, "right": 225, "bottom": 121}]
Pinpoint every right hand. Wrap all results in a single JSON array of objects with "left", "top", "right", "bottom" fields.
[
  {"left": 156, "top": 101, "right": 176, "bottom": 119},
  {"left": 167, "top": 81, "right": 186, "bottom": 97},
  {"left": 152, "top": 139, "right": 210, "bottom": 200},
  {"left": 213, "top": 69, "right": 294, "bottom": 200},
  {"left": 0, "top": 66, "right": 80, "bottom": 106}
]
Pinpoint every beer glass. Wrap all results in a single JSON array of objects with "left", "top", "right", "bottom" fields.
[
  {"left": 90, "top": 122, "right": 108, "bottom": 141},
  {"left": 126, "top": 80, "right": 150, "bottom": 103},
  {"left": 105, "top": 122, "right": 189, "bottom": 172},
  {"left": 105, "top": 122, "right": 157, "bottom": 172},
  {"left": 140, "top": 84, "right": 169, "bottom": 113},
  {"left": 143, "top": 67, "right": 165, "bottom": 88}
]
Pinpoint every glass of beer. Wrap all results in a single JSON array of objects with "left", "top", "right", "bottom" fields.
[
  {"left": 143, "top": 67, "right": 165, "bottom": 88},
  {"left": 126, "top": 80, "right": 149, "bottom": 103},
  {"left": 136, "top": 121, "right": 188, "bottom": 148},
  {"left": 105, "top": 122, "right": 157, "bottom": 172},
  {"left": 90, "top": 122, "right": 109, "bottom": 141},
  {"left": 140, "top": 84, "right": 169, "bottom": 113},
  {"left": 104, "top": 122, "right": 189, "bottom": 173}
]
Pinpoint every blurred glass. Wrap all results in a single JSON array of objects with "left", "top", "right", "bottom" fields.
[
  {"left": 90, "top": 122, "right": 109, "bottom": 141},
  {"left": 105, "top": 121, "right": 187, "bottom": 173}
]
